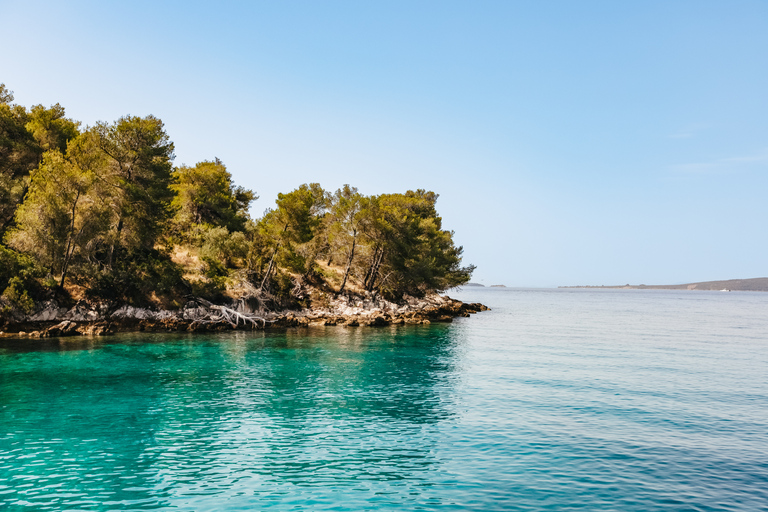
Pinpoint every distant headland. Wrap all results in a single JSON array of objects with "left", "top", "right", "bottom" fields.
[{"left": 560, "top": 277, "right": 768, "bottom": 292}]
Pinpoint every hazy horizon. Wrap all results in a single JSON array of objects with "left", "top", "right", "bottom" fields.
[{"left": 3, "top": 0, "right": 766, "bottom": 287}]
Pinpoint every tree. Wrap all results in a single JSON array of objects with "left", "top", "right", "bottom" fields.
[
  {"left": 0, "top": 95, "right": 40, "bottom": 237},
  {"left": 0, "top": 84, "right": 13, "bottom": 104},
  {"left": 93, "top": 115, "right": 175, "bottom": 265},
  {"left": 256, "top": 183, "right": 327, "bottom": 291},
  {"left": 7, "top": 147, "right": 109, "bottom": 291},
  {"left": 326, "top": 185, "right": 366, "bottom": 293},
  {"left": 0, "top": 92, "right": 80, "bottom": 240},
  {"left": 170, "top": 158, "right": 256, "bottom": 235},
  {"left": 363, "top": 190, "right": 474, "bottom": 298},
  {"left": 25, "top": 103, "right": 80, "bottom": 153}
]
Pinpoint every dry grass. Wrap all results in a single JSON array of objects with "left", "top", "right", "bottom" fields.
[
  {"left": 63, "top": 283, "right": 87, "bottom": 301},
  {"left": 171, "top": 245, "right": 205, "bottom": 282},
  {"left": 315, "top": 261, "right": 366, "bottom": 295},
  {"left": 171, "top": 245, "right": 201, "bottom": 269}
]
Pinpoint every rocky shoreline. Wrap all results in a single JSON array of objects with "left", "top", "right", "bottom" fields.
[{"left": 0, "top": 293, "right": 489, "bottom": 338}]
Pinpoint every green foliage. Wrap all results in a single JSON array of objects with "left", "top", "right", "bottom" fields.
[
  {"left": 25, "top": 103, "right": 80, "bottom": 153},
  {"left": 6, "top": 148, "right": 109, "bottom": 289},
  {"left": 0, "top": 84, "right": 13, "bottom": 104},
  {"left": 274, "top": 183, "right": 327, "bottom": 245},
  {"left": 200, "top": 226, "right": 248, "bottom": 268},
  {"left": 371, "top": 190, "right": 474, "bottom": 298},
  {"left": 252, "top": 183, "right": 327, "bottom": 294},
  {"left": 93, "top": 115, "right": 175, "bottom": 257},
  {"left": 245, "top": 182, "right": 473, "bottom": 302},
  {"left": 324, "top": 185, "right": 366, "bottom": 292},
  {"left": 188, "top": 278, "right": 227, "bottom": 303},
  {"left": 0, "top": 84, "right": 475, "bottom": 309},
  {"left": 0, "top": 95, "right": 79, "bottom": 241},
  {"left": 202, "top": 256, "right": 228, "bottom": 279},
  {"left": 2, "top": 277, "right": 34, "bottom": 313},
  {"left": 0, "top": 244, "right": 46, "bottom": 313},
  {"left": 84, "top": 249, "right": 186, "bottom": 305},
  {"left": 171, "top": 159, "right": 255, "bottom": 235},
  {"left": 0, "top": 99, "right": 40, "bottom": 237},
  {"left": 0, "top": 245, "right": 41, "bottom": 291}
]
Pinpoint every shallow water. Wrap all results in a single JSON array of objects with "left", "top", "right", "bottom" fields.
[{"left": 1, "top": 288, "right": 767, "bottom": 510}]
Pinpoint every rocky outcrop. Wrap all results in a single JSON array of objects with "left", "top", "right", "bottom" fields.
[
  {"left": 0, "top": 293, "right": 489, "bottom": 338},
  {"left": 42, "top": 320, "right": 79, "bottom": 337},
  {"left": 260, "top": 293, "right": 488, "bottom": 329}
]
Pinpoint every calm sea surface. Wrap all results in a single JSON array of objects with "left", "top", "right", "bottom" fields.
[{"left": 1, "top": 288, "right": 767, "bottom": 511}]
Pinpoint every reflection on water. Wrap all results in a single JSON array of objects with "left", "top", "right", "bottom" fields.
[{"left": 0, "top": 325, "right": 459, "bottom": 510}]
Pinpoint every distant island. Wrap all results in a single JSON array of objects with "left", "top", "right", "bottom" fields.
[{"left": 560, "top": 278, "right": 768, "bottom": 292}]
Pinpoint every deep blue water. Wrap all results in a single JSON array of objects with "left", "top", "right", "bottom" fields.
[{"left": 1, "top": 288, "right": 767, "bottom": 511}]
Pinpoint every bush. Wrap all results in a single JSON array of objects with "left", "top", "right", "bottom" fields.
[
  {"left": 189, "top": 277, "right": 227, "bottom": 303},
  {"left": 2, "top": 277, "right": 35, "bottom": 313},
  {"left": 84, "top": 248, "right": 187, "bottom": 306},
  {"left": 202, "top": 256, "right": 228, "bottom": 279},
  {"left": 200, "top": 226, "right": 248, "bottom": 268},
  {"left": 0, "top": 245, "right": 47, "bottom": 311}
]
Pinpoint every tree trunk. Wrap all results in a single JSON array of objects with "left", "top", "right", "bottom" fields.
[
  {"left": 57, "top": 191, "right": 82, "bottom": 294},
  {"left": 108, "top": 216, "right": 124, "bottom": 269},
  {"left": 365, "top": 246, "right": 385, "bottom": 292},
  {"left": 338, "top": 231, "right": 357, "bottom": 294},
  {"left": 363, "top": 246, "right": 378, "bottom": 290},
  {"left": 259, "top": 224, "right": 289, "bottom": 292},
  {"left": 259, "top": 242, "right": 281, "bottom": 292}
]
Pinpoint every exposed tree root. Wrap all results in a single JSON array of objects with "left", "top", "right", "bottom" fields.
[{"left": 191, "top": 297, "right": 270, "bottom": 328}]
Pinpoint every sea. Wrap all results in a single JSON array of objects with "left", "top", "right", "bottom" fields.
[{"left": 1, "top": 288, "right": 767, "bottom": 511}]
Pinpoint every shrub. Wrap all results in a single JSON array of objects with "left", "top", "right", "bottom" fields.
[{"left": 2, "top": 277, "right": 35, "bottom": 313}]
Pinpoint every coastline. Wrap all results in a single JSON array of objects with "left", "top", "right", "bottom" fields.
[
  {"left": 0, "top": 293, "right": 489, "bottom": 338},
  {"left": 558, "top": 277, "right": 768, "bottom": 292}
]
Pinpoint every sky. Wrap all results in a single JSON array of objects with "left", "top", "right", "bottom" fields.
[{"left": 2, "top": 0, "right": 766, "bottom": 287}]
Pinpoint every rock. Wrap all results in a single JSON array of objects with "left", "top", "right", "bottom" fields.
[
  {"left": 4, "top": 291, "right": 488, "bottom": 335},
  {"left": 77, "top": 322, "right": 112, "bottom": 336},
  {"left": 459, "top": 301, "right": 490, "bottom": 313},
  {"left": 42, "top": 320, "right": 79, "bottom": 337},
  {"left": 366, "top": 314, "right": 390, "bottom": 327},
  {"left": 28, "top": 300, "right": 62, "bottom": 322}
]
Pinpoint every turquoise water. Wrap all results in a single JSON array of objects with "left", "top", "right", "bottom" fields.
[{"left": 2, "top": 288, "right": 768, "bottom": 511}]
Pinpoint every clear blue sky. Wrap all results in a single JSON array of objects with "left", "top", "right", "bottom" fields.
[{"left": 3, "top": 0, "right": 766, "bottom": 287}]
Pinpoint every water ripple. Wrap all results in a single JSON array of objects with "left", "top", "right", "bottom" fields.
[{"left": 2, "top": 290, "right": 768, "bottom": 510}]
